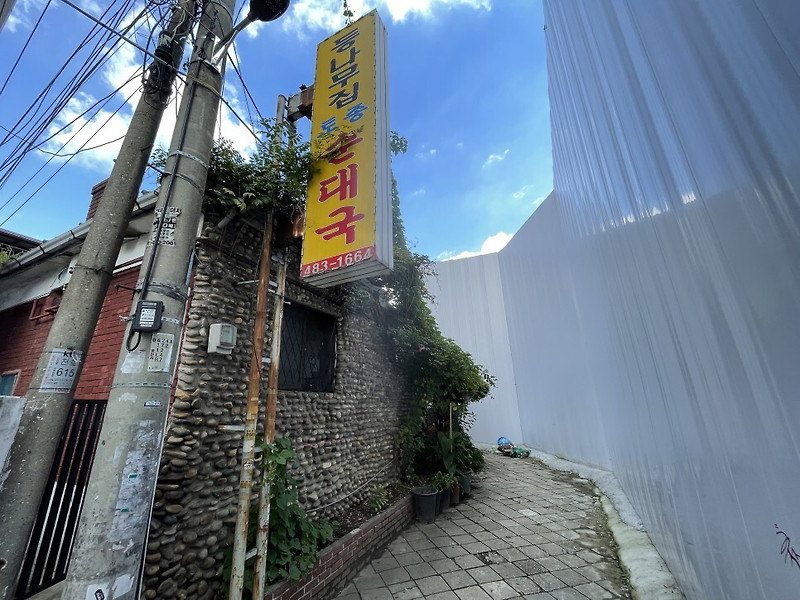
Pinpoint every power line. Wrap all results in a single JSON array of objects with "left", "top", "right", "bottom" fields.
[
  {"left": 0, "top": 0, "right": 54, "bottom": 97},
  {"left": 0, "top": 0, "right": 280, "bottom": 228},
  {"left": 0, "top": 0, "right": 142, "bottom": 184},
  {"left": 230, "top": 55, "right": 266, "bottom": 125},
  {"left": 0, "top": 0, "right": 182, "bottom": 219},
  {"left": 0, "top": 84, "right": 141, "bottom": 226}
]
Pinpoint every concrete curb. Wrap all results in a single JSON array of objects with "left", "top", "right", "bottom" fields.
[{"left": 598, "top": 493, "right": 684, "bottom": 599}]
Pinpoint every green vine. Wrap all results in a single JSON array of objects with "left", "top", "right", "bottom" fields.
[
  {"left": 346, "top": 135, "right": 495, "bottom": 482},
  {"left": 219, "top": 438, "right": 334, "bottom": 596},
  {"left": 152, "top": 118, "right": 316, "bottom": 217},
  {"left": 342, "top": 0, "right": 354, "bottom": 25}
]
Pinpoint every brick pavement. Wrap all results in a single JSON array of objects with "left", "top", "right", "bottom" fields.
[{"left": 336, "top": 452, "right": 631, "bottom": 599}]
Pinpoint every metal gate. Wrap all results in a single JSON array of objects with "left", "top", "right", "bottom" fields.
[{"left": 15, "top": 400, "right": 106, "bottom": 598}]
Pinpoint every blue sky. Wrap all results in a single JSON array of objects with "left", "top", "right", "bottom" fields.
[{"left": 0, "top": 0, "right": 551, "bottom": 261}]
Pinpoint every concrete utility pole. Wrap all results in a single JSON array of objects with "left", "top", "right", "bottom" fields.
[
  {"left": 0, "top": 2, "right": 195, "bottom": 597},
  {"left": 62, "top": 0, "right": 291, "bottom": 595},
  {"left": 0, "top": 0, "right": 18, "bottom": 33},
  {"left": 60, "top": 0, "right": 236, "bottom": 597}
]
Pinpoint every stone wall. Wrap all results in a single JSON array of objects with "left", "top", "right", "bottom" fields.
[{"left": 143, "top": 217, "right": 410, "bottom": 599}]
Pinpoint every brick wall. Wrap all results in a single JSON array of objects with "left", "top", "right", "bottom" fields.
[
  {"left": 264, "top": 494, "right": 414, "bottom": 600},
  {"left": 0, "top": 267, "right": 137, "bottom": 398},
  {"left": 74, "top": 268, "right": 137, "bottom": 399},
  {"left": 86, "top": 179, "right": 107, "bottom": 221},
  {"left": 0, "top": 301, "right": 53, "bottom": 394}
]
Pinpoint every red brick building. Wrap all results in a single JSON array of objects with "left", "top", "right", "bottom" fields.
[{"left": 0, "top": 189, "right": 157, "bottom": 598}]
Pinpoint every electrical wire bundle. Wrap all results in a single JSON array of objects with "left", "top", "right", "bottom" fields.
[
  {"left": 0, "top": 0, "right": 191, "bottom": 228},
  {"left": 0, "top": 0, "right": 273, "bottom": 233}
]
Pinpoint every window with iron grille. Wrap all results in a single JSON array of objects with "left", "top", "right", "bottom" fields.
[{"left": 278, "top": 303, "right": 336, "bottom": 392}]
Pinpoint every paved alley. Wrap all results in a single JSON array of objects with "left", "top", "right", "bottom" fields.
[{"left": 336, "top": 452, "right": 631, "bottom": 599}]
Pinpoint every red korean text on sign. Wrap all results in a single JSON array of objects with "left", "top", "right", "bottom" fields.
[
  {"left": 328, "top": 134, "right": 363, "bottom": 165},
  {"left": 315, "top": 206, "right": 365, "bottom": 244},
  {"left": 318, "top": 163, "right": 358, "bottom": 203}
]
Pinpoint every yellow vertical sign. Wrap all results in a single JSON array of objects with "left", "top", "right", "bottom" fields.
[{"left": 301, "top": 10, "right": 391, "bottom": 287}]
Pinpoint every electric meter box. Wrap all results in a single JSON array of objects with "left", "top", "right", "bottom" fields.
[{"left": 208, "top": 323, "right": 237, "bottom": 354}]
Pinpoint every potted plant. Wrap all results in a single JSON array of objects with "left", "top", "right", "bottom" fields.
[
  {"left": 458, "top": 469, "right": 472, "bottom": 497},
  {"left": 431, "top": 471, "right": 458, "bottom": 513},
  {"left": 452, "top": 431, "right": 484, "bottom": 497},
  {"left": 450, "top": 479, "right": 461, "bottom": 506},
  {"left": 413, "top": 484, "right": 438, "bottom": 523}
]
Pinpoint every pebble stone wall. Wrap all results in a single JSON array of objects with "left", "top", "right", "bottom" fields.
[{"left": 142, "top": 217, "right": 410, "bottom": 599}]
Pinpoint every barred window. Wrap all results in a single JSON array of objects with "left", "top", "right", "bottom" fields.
[{"left": 278, "top": 303, "right": 336, "bottom": 392}]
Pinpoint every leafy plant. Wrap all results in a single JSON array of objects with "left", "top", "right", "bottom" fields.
[
  {"left": 0, "top": 248, "right": 17, "bottom": 266},
  {"left": 152, "top": 118, "right": 316, "bottom": 217},
  {"left": 467, "top": 446, "right": 485, "bottom": 472},
  {"left": 438, "top": 432, "right": 456, "bottom": 475},
  {"left": 449, "top": 430, "right": 485, "bottom": 473},
  {"left": 219, "top": 438, "right": 334, "bottom": 596},
  {"left": 368, "top": 484, "right": 389, "bottom": 512},
  {"left": 341, "top": 0, "right": 354, "bottom": 24},
  {"left": 430, "top": 471, "right": 459, "bottom": 492}
]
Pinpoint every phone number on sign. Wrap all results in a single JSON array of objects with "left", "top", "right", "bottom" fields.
[{"left": 302, "top": 246, "right": 375, "bottom": 278}]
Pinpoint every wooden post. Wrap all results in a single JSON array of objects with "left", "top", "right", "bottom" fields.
[
  {"left": 229, "top": 210, "right": 274, "bottom": 600},
  {"left": 252, "top": 255, "right": 288, "bottom": 599}
]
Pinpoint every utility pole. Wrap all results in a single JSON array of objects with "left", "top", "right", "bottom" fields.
[
  {"left": 59, "top": 0, "right": 235, "bottom": 597},
  {"left": 0, "top": 2, "right": 195, "bottom": 597},
  {"left": 61, "top": 1, "right": 290, "bottom": 597}
]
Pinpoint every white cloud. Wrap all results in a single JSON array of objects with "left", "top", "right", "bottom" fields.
[
  {"left": 40, "top": 15, "right": 259, "bottom": 174},
  {"left": 512, "top": 184, "right": 531, "bottom": 200},
  {"left": 415, "top": 146, "right": 437, "bottom": 160},
  {"left": 482, "top": 148, "right": 509, "bottom": 168},
  {"left": 437, "top": 231, "right": 512, "bottom": 261},
  {"left": 6, "top": 0, "right": 46, "bottom": 32},
  {"left": 279, "top": 0, "right": 346, "bottom": 36},
  {"left": 6, "top": 0, "right": 105, "bottom": 32},
  {"left": 377, "top": 0, "right": 491, "bottom": 22},
  {"left": 41, "top": 91, "right": 133, "bottom": 170},
  {"left": 275, "top": 0, "right": 491, "bottom": 37}
]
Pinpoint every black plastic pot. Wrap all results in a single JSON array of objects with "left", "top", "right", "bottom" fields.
[
  {"left": 451, "top": 484, "right": 461, "bottom": 506},
  {"left": 459, "top": 470, "right": 472, "bottom": 497},
  {"left": 438, "top": 488, "right": 451, "bottom": 513},
  {"left": 413, "top": 486, "right": 438, "bottom": 523}
]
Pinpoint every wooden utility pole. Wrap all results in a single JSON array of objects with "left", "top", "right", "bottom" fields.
[
  {"left": 229, "top": 204, "right": 276, "bottom": 599},
  {"left": 252, "top": 255, "right": 288, "bottom": 599}
]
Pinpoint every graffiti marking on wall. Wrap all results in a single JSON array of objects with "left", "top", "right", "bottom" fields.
[{"left": 775, "top": 524, "right": 800, "bottom": 570}]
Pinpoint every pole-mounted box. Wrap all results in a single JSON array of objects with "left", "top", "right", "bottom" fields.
[{"left": 132, "top": 300, "right": 164, "bottom": 332}]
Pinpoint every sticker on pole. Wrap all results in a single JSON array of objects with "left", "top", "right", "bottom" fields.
[
  {"left": 147, "top": 333, "right": 174, "bottom": 372},
  {"left": 149, "top": 207, "right": 182, "bottom": 246},
  {"left": 41, "top": 348, "right": 83, "bottom": 392}
]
